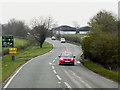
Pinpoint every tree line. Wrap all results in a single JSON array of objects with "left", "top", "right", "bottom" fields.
[
  {"left": 2, "top": 17, "right": 55, "bottom": 48},
  {"left": 82, "top": 10, "right": 119, "bottom": 71}
]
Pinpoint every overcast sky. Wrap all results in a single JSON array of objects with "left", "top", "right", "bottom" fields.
[{"left": 1, "top": 0, "right": 119, "bottom": 27}]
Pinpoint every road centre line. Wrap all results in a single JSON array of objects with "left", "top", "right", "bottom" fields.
[
  {"left": 53, "top": 70, "right": 57, "bottom": 74},
  {"left": 49, "top": 62, "right": 52, "bottom": 65},
  {"left": 53, "top": 60, "right": 55, "bottom": 62},
  {"left": 58, "top": 82, "right": 61, "bottom": 84},
  {"left": 52, "top": 66, "right": 55, "bottom": 69},
  {"left": 64, "top": 82, "right": 72, "bottom": 88},
  {"left": 56, "top": 75, "right": 62, "bottom": 81}
]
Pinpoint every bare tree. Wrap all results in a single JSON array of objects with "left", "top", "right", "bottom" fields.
[{"left": 30, "top": 16, "right": 54, "bottom": 48}]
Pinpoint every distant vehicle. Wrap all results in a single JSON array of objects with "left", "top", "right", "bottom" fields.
[
  {"left": 51, "top": 36, "right": 56, "bottom": 40},
  {"left": 58, "top": 52, "right": 75, "bottom": 65},
  {"left": 60, "top": 38, "right": 65, "bottom": 43}
]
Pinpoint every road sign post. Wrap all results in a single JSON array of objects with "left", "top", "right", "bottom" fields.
[
  {"left": 9, "top": 48, "right": 17, "bottom": 61},
  {"left": 12, "top": 54, "right": 15, "bottom": 61}
]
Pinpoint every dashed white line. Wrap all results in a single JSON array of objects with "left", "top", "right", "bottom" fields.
[
  {"left": 77, "top": 61, "right": 81, "bottom": 64},
  {"left": 52, "top": 66, "right": 54, "bottom": 69},
  {"left": 64, "top": 82, "right": 72, "bottom": 88},
  {"left": 56, "top": 75, "right": 62, "bottom": 81},
  {"left": 53, "top": 70, "right": 57, "bottom": 74},
  {"left": 53, "top": 60, "right": 55, "bottom": 62},
  {"left": 58, "top": 82, "right": 61, "bottom": 84},
  {"left": 49, "top": 62, "right": 52, "bottom": 65}
]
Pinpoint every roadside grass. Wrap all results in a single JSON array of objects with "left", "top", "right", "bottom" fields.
[
  {"left": 2, "top": 42, "right": 53, "bottom": 82},
  {"left": 81, "top": 60, "right": 120, "bottom": 83}
]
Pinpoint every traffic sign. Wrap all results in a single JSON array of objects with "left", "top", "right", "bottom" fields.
[
  {"left": 2, "top": 36, "right": 14, "bottom": 48},
  {"left": 9, "top": 48, "right": 17, "bottom": 53}
]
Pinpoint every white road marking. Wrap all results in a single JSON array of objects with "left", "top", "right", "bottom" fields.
[
  {"left": 4, "top": 58, "right": 32, "bottom": 88},
  {"left": 77, "top": 61, "right": 81, "bottom": 64},
  {"left": 64, "top": 82, "right": 72, "bottom": 88},
  {"left": 56, "top": 75, "right": 62, "bottom": 81},
  {"left": 49, "top": 62, "right": 52, "bottom": 65},
  {"left": 58, "top": 82, "right": 61, "bottom": 84},
  {"left": 70, "top": 71, "right": 92, "bottom": 88},
  {"left": 52, "top": 66, "right": 54, "bottom": 69},
  {"left": 102, "top": 76, "right": 114, "bottom": 83},
  {"left": 53, "top": 60, "right": 55, "bottom": 63},
  {"left": 53, "top": 70, "right": 57, "bottom": 74}
]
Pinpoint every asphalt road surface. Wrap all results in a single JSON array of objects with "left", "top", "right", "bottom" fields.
[{"left": 3, "top": 38, "right": 119, "bottom": 89}]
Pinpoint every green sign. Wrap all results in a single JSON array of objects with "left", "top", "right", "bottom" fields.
[{"left": 2, "top": 36, "right": 14, "bottom": 48}]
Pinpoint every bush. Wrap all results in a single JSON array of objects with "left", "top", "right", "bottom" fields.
[
  {"left": 62, "top": 36, "right": 82, "bottom": 44},
  {"left": 82, "top": 10, "right": 119, "bottom": 71}
]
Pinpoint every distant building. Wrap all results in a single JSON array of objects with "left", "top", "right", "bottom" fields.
[
  {"left": 78, "top": 26, "right": 91, "bottom": 34},
  {"left": 53, "top": 25, "right": 91, "bottom": 35},
  {"left": 53, "top": 25, "right": 76, "bottom": 34}
]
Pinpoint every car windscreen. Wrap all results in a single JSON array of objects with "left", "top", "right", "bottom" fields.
[
  {"left": 61, "top": 38, "right": 65, "bottom": 40},
  {"left": 61, "top": 53, "right": 73, "bottom": 57}
]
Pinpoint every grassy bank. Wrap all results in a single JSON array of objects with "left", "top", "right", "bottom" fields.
[
  {"left": 2, "top": 42, "right": 53, "bottom": 82},
  {"left": 81, "top": 60, "right": 120, "bottom": 83}
]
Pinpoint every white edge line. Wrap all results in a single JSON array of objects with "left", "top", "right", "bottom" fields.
[
  {"left": 56, "top": 75, "right": 62, "bottom": 81},
  {"left": 64, "top": 82, "right": 72, "bottom": 88},
  {"left": 4, "top": 59, "right": 32, "bottom": 88},
  {"left": 70, "top": 70, "right": 92, "bottom": 88}
]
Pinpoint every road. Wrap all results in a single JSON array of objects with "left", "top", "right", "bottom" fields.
[{"left": 3, "top": 38, "right": 119, "bottom": 89}]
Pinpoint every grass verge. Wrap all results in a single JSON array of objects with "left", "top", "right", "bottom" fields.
[
  {"left": 2, "top": 41, "right": 53, "bottom": 82},
  {"left": 81, "top": 60, "right": 120, "bottom": 83}
]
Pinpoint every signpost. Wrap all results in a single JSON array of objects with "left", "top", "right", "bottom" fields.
[{"left": 2, "top": 36, "right": 16, "bottom": 61}]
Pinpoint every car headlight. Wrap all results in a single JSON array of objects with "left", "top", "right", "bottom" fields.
[
  {"left": 60, "top": 58, "right": 63, "bottom": 60},
  {"left": 71, "top": 58, "right": 74, "bottom": 60}
]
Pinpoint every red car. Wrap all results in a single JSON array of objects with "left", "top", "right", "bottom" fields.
[{"left": 59, "top": 52, "right": 75, "bottom": 65}]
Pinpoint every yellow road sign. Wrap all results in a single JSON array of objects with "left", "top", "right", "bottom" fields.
[{"left": 9, "top": 48, "right": 17, "bottom": 53}]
